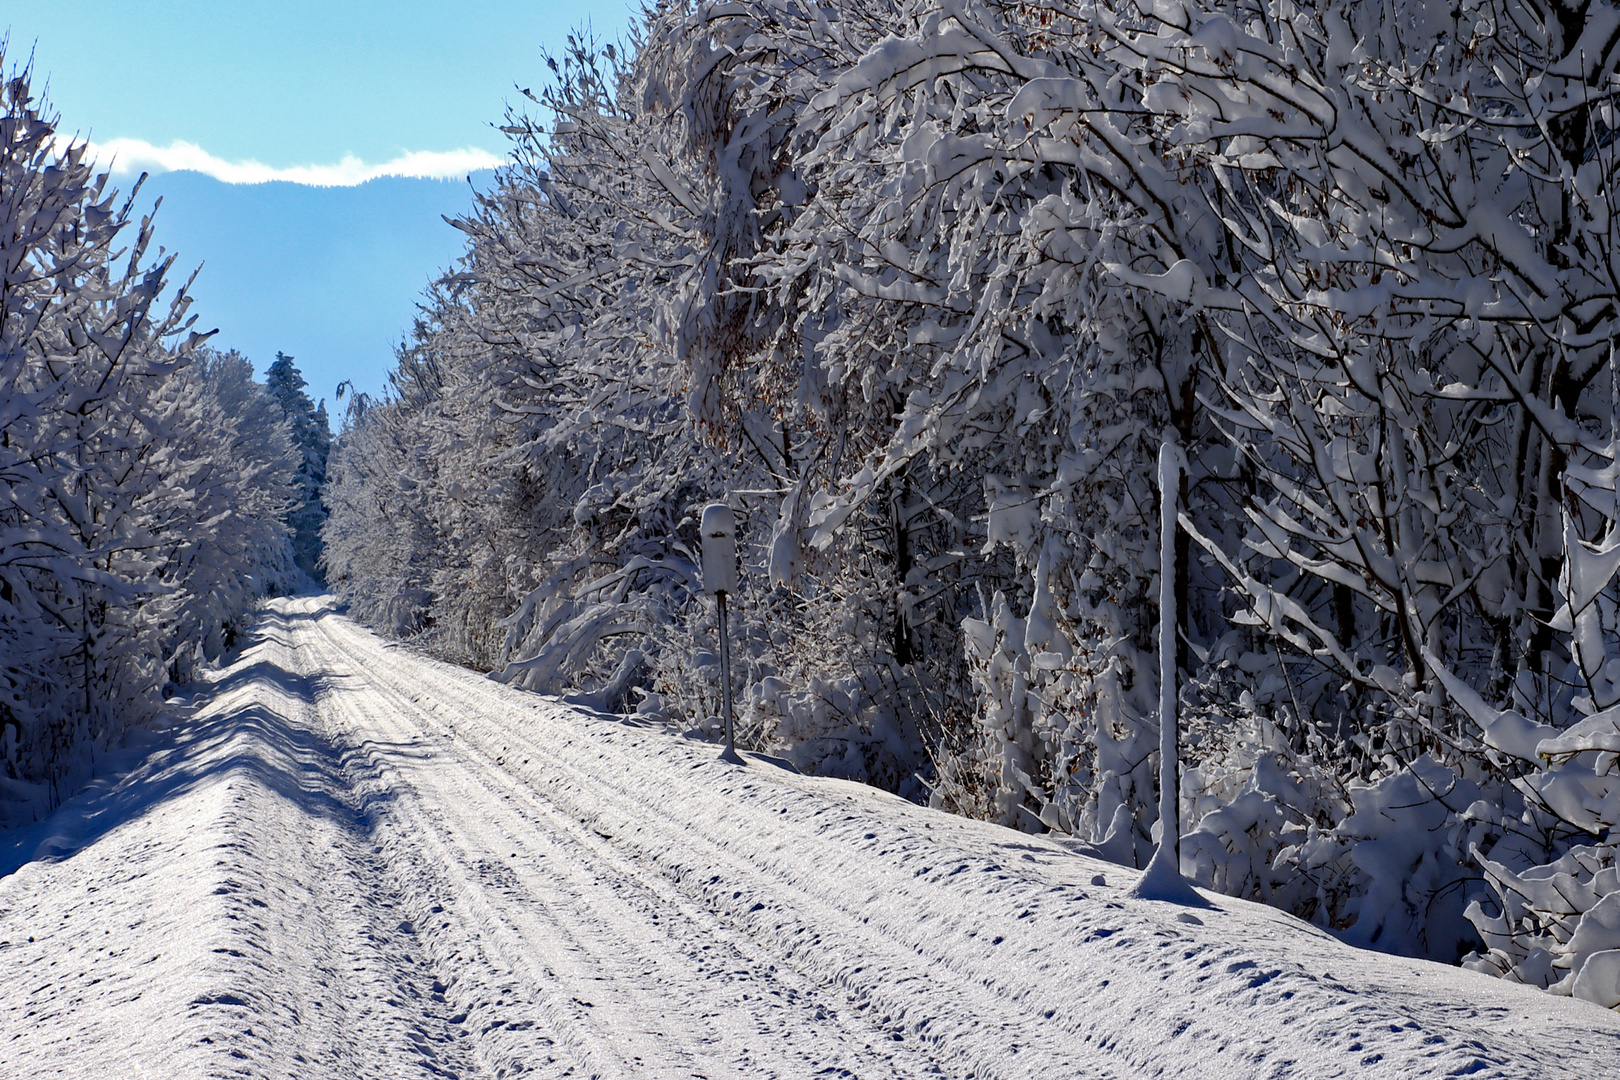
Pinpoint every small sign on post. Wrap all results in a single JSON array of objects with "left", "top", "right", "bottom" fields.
[
  {"left": 701, "top": 503, "right": 744, "bottom": 765},
  {"left": 701, "top": 504, "right": 739, "bottom": 595}
]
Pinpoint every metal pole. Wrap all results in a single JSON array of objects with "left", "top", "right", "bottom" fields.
[
  {"left": 1128, "top": 443, "right": 1202, "bottom": 904},
  {"left": 717, "top": 590, "right": 742, "bottom": 764},
  {"left": 1157, "top": 442, "right": 1180, "bottom": 865}
]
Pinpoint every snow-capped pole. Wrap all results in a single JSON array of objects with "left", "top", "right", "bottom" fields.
[
  {"left": 1130, "top": 441, "right": 1206, "bottom": 906},
  {"left": 702, "top": 504, "right": 744, "bottom": 765}
]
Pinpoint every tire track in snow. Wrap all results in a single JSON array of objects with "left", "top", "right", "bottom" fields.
[
  {"left": 294, "top": 597, "right": 956, "bottom": 1079},
  {"left": 291, "top": 596, "right": 1620, "bottom": 1080},
  {"left": 302, "top": 600, "right": 1121, "bottom": 1077}
]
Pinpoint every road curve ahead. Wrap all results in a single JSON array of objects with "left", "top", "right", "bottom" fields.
[{"left": 2, "top": 596, "right": 1617, "bottom": 1079}]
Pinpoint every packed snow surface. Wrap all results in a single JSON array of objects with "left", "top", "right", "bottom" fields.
[{"left": 3, "top": 598, "right": 1618, "bottom": 1079}]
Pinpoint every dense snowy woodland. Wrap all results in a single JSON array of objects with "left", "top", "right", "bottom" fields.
[
  {"left": 0, "top": 63, "right": 329, "bottom": 815},
  {"left": 323, "top": 0, "right": 1620, "bottom": 1006},
  {"left": 10, "top": 0, "right": 1620, "bottom": 1034}
]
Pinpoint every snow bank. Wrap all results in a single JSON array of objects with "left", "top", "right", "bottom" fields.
[{"left": 7, "top": 597, "right": 1619, "bottom": 1078}]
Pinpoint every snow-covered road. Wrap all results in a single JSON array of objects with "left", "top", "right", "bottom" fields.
[{"left": 3, "top": 596, "right": 1619, "bottom": 1079}]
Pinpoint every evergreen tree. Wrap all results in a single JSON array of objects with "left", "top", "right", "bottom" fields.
[{"left": 265, "top": 352, "right": 331, "bottom": 583}]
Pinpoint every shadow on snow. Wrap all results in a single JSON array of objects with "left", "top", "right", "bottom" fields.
[{"left": 0, "top": 600, "right": 415, "bottom": 879}]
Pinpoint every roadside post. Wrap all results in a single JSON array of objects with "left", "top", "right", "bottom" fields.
[
  {"left": 701, "top": 503, "right": 744, "bottom": 765},
  {"left": 1126, "top": 439, "right": 1204, "bottom": 905}
]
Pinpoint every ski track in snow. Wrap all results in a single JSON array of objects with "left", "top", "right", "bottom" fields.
[{"left": 2, "top": 597, "right": 1619, "bottom": 1079}]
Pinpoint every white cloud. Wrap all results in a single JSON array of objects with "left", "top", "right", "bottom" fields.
[{"left": 75, "top": 137, "right": 503, "bottom": 186}]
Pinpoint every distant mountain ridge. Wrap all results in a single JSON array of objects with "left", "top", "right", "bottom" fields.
[{"left": 134, "top": 169, "right": 496, "bottom": 417}]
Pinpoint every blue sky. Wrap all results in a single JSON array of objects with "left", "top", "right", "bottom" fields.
[
  {"left": 137, "top": 172, "right": 483, "bottom": 415},
  {"left": 2, "top": 0, "right": 637, "bottom": 414}
]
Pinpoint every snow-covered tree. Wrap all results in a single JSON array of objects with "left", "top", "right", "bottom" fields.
[
  {"left": 0, "top": 57, "right": 297, "bottom": 814},
  {"left": 322, "top": 0, "right": 1620, "bottom": 993},
  {"left": 265, "top": 351, "right": 330, "bottom": 582},
  {"left": 152, "top": 348, "right": 300, "bottom": 679}
]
